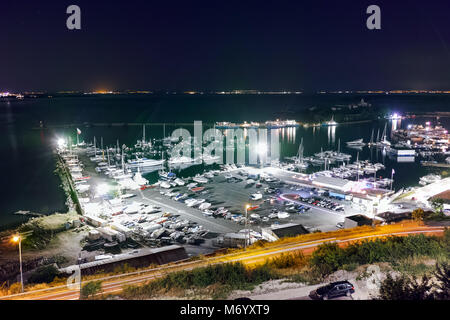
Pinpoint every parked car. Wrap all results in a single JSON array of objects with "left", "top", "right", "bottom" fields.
[{"left": 309, "top": 281, "right": 355, "bottom": 300}]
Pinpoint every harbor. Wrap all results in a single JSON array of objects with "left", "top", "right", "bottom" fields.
[{"left": 46, "top": 115, "right": 450, "bottom": 267}]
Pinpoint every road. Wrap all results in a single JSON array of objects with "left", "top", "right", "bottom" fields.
[{"left": 1, "top": 223, "right": 444, "bottom": 300}]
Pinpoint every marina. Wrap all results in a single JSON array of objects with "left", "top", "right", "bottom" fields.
[{"left": 45, "top": 114, "right": 450, "bottom": 259}]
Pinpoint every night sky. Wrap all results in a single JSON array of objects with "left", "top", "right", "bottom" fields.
[{"left": 2, "top": 0, "right": 450, "bottom": 92}]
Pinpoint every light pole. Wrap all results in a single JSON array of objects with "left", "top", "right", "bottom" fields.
[
  {"left": 244, "top": 204, "right": 250, "bottom": 250},
  {"left": 12, "top": 235, "right": 24, "bottom": 293}
]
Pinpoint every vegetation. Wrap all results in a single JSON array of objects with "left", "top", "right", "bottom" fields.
[
  {"left": 27, "top": 265, "right": 61, "bottom": 284},
  {"left": 309, "top": 230, "right": 450, "bottom": 277},
  {"left": 411, "top": 208, "right": 425, "bottom": 223},
  {"left": 80, "top": 281, "right": 103, "bottom": 299},
  {"left": 377, "top": 262, "right": 450, "bottom": 300},
  {"left": 122, "top": 262, "right": 278, "bottom": 299}
]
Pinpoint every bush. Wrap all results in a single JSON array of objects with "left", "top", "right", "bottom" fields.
[
  {"left": 80, "top": 281, "right": 102, "bottom": 299},
  {"left": 267, "top": 252, "right": 307, "bottom": 269},
  {"left": 377, "top": 274, "right": 433, "bottom": 300},
  {"left": 309, "top": 234, "right": 448, "bottom": 276},
  {"left": 8, "top": 282, "right": 23, "bottom": 295},
  {"left": 28, "top": 265, "right": 60, "bottom": 284}
]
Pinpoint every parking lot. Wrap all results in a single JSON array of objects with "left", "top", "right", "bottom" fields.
[{"left": 150, "top": 166, "right": 358, "bottom": 233}]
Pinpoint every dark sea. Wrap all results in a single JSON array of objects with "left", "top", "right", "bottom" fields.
[{"left": 1, "top": 94, "right": 450, "bottom": 229}]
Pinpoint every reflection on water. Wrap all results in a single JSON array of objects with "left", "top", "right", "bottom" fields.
[{"left": 327, "top": 125, "right": 336, "bottom": 145}]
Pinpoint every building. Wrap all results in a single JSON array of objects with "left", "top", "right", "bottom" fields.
[
  {"left": 261, "top": 223, "right": 309, "bottom": 241},
  {"left": 222, "top": 233, "right": 248, "bottom": 248},
  {"left": 344, "top": 215, "right": 373, "bottom": 229},
  {"left": 59, "top": 245, "right": 188, "bottom": 276},
  {"left": 312, "top": 176, "right": 353, "bottom": 193}
]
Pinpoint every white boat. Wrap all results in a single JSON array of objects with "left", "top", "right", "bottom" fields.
[
  {"left": 419, "top": 174, "right": 441, "bottom": 185},
  {"left": 160, "top": 181, "right": 171, "bottom": 189},
  {"left": 159, "top": 170, "right": 176, "bottom": 180},
  {"left": 174, "top": 178, "right": 185, "bottom": 186},
  {"left": 346, "top": 138, "right": 366, "bottom": 146},
  {"left": 127, "top": 158, "right": 164, "bottom": 169},
  {"left": 198, "top": 202, "right": 211, "bottom": 210},
  {"left": 193, "top": 174, "right": 208, "bottom": 184}
]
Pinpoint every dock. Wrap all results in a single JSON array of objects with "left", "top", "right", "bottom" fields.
[{"left": 421, "top": 162, "right": 450, "bottom": 168}]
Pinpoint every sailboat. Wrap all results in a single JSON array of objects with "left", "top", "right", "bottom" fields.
[
  {"left": 367, "top": 129, "right": 376, "bottom": 148},
  {"left": 377, "top": 123, "right": 391, "bottom": 147},
  {"left": 294, "top": 138, "right": 308, "bottom": 170},
  {"left": 323, "top": 115, "right": 338, "bottom": 126}
]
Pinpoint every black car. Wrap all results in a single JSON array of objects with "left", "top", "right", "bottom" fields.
[{"left": 309, "top": 281, "right": 355, "bottom": 300}]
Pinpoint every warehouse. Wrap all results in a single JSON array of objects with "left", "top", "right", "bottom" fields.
[{"left": 59, "top": 245, "right": 188, "bottom": 275}]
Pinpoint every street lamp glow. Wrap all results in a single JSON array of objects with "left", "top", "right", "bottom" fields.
[
  {"left": 256, "top": 142, "right": 267, "bottom": 155},
  {"left": 12, "top": 235, "right": 20, "bottom": 243},
  {"left": 57, "top": 138, "right": 66, "bottom": 148}
]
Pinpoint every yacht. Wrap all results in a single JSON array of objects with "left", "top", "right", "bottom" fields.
[
  {"left": 193, "top": 174, "right": 208, "bottom": 184},
  {"left": 127, "top": 158, "right": 164, "bottom": 169},
  {"left": 174, "top": 178, "right": 185, "bottom": 186},
  {"left": 419, "top": 174, "right": 441, "bottom": 186},
  {"left": 346, "top": 138, "right": 366, "bottom": 147}
]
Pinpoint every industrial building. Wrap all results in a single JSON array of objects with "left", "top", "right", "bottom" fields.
[{"left": 59, "top": 245, "right": 188, "bottom": 276}]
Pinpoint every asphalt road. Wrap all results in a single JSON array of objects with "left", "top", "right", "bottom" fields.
[{"left": 2, "top": 225, "right": 444, "bottom": 300}]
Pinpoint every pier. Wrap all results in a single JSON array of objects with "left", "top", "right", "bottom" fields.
[{"left": 421, "top": 162, "right": 450, "bottom": 168}]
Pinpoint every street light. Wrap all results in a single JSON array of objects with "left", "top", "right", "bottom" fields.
[
  {"left": 244, "top": 204, "right": 250, "bottom": 250},
  {"left": 12, "top": 234, "right": 24, "bottom": 293}
]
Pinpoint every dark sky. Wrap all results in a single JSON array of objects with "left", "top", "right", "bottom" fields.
[{"left": 2, "top": 0, "right": 450, "bottom": 92}]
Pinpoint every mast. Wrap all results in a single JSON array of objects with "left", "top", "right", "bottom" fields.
[
  {"left": 376, "top": 129, "right": 380, "bottom": 142},
  {"left": 121, "top": 148, "right": 125, "bottom": 174},
  {"left": 143, "top": 124, "right": 146, "bottom": 144},
  {"left": 107, "top": 147, "right": 110, "bottom": 166},
  {"left": 101, "top": 137, "right": 104, "bottom": 160},
  {"left": 337, "top": 138, "right": 340, "bottom": 153},
  {"left": 356, "top": 151, "right": 360, "bottom": 182},
  {"left": 94, "top": 136, "right": 96, "bottom": 156}
]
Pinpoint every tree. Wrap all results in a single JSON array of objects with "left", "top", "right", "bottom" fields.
[
  {"left": 430, "top": 198, "right": 444, "bottom": 215},
  {"left": 378, "top": 274, "right": 433, "bottom": 300},
  {"left": 28, "top": 265, "right": 60, "bottom": 284},
  {"left": 433, "top": 263, "right": 450, "bottom": 300},
  {"left": 80, "top": 281, "right": 102, "bottom": 299},
  {"left": 412, "top": 208, "right": 425, "bottom": 224}
]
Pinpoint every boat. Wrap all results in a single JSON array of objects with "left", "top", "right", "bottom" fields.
[
  {"left": 322, "top": 115, "right": 337, "bottom": 126},
  {"left": 419, "top": 174, "right": 441, "bottom": 186},
  {"left": 193, "top": 174, "right": 208, "bottom": 184},
  {"left": 160, "top": 181, "right": 171, "bottom": 189},
  {"left": 346, "top": 138, "right": 366, "bottom": 146},
  {"left": 127, "top": 158, "right": 164, "bottom": 169},
  {"left": 377, "top": 123, "right": 391, "bottom": 147},
  {"left": 159, "top": 170, "right": 176, "bottom": 180},
  {"left": 174, "top": 178, "right": 185, "bottom": 186}
]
